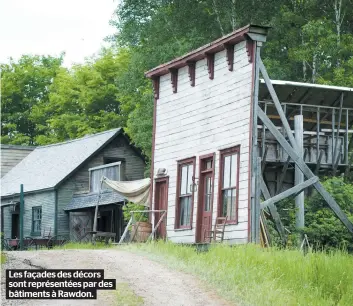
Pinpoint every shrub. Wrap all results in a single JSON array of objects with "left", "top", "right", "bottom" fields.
[{"left": 122, "top": 202, "right": 149, "bottom": 223}]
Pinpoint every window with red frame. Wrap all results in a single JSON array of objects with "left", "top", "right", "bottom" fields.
[
  {"left": 219, "top": 146, "right": 240, "bottom": 222},
  {"left": 176, "top": 158, "right": 195, "bottom": 228}
]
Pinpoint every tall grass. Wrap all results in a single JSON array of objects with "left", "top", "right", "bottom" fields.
[
  {"left": 1, "top": 252, "right": 6, "bottom": 264},
  {"left": 127, "top": 242, "right": 353, "bottom": 306}
]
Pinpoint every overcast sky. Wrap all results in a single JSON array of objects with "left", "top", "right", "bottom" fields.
[{"left": 0, "top": 0, "right": 118, "bottom": 67}]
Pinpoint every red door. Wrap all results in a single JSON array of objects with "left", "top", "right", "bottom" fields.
[
  {"left": 196, "top": 155, "right": 214, "bottom": 243},
  {"left": 200, "top": 174, "right": 213, "bottom": 242},
  {"left": 154, "top": 178, "right": 168, "bottom": 239}
]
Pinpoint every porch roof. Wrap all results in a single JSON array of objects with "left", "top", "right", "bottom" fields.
[
  {"left": 259, "top": 79, "right": 353, "bottom": 109},
  {"left": 64, "top": 190, "right": 125, "bottom": 211}
]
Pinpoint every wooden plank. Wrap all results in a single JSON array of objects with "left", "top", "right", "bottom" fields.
[
  {"left": 333, "top": 93, "right": 344, "bottom": 167},
  {"left": 314, "top": 150, "right": 324, "bottom": 175},
  {"left": 267, "top": 115, "right": 341, "bottom": 126},
  {"left": 345, "top": 109, "right": 349, "bottom": 164},
  {"left": 118, "top": 216, "right": 132, "bottom": 244},
  {"left": 317, "top": 108, "right": 320, "bottom": 160},
  {"left": 258, "top": 107, "right": 353, "bottom": 234},
  {"left": 259, "top": 59, "right": 298, "bottom": 151},
  {"left": 276, "top": 156, "right": 291, "bottom": 194},
  {"left": 294, "top": 115, "right": 304, "bottom": 237},
  {"left": 261, "top": 176, "right": 318, "bottom": 209},
  {"left": 332, "top": 108, "right": 335, "bottom": 167},
  {"left": 260, "top": 176, "right": 286, "bottom": 244},
  {"left": 251, "top": 45, "right": 261, "bottom": 243},
  {"left": 255, "top": 157, "right": 261, "bottom": 244},
  {"left": 261, "top": 146, "right": 268, "bottom": 174},
  {"left": 148, "top": 211, "right": 167, "bottom": 241}
]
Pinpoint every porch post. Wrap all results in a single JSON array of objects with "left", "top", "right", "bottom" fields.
[
  {"left": 19, "top": 184, "right": 24, "bottom": 251},
  {"left": 250, "top": 41, "right": 261, "bottom": 243},
  {"left": 294, "top": 115, "right": 304, "bottom": 245}
]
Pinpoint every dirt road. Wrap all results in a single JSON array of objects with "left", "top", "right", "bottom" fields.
[{"left": 1, "top": 249, "right": 230, "bottom": 306}]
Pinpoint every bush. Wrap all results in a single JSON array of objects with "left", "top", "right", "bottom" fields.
[
  {"left": 305, "top": 177, "right": 353, "bottom": 251},
  {"left": 268, "top": 177, "right": 353, "bottom": 251},
  {"left": 122, "top": 202, "right": 149, "bottom": 223}
]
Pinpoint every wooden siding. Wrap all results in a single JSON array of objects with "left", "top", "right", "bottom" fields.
[
  {"left": 56, "top": 135, "right": 145, "bottom": 235},
  {"left": 1, "top": 145, "right": 34, "bottom": 177},
  {"left": 1, "top": 134, "right": 145, "bottom": 240},
  {"left": 67, "top": 136, "right": 145, "bottom": 194},
  {"left": 153, "top": 41, "right": 253, "bottom": 244},
  {"left": 1, "top": 191, "right": 55, "bottom": 239},
  {"left": 57, "top": 180, "right": 73, "bottom": 237}
]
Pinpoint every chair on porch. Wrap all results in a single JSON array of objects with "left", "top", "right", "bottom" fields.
[{"left": 205, "top": 216, "right": 227, "bottom": 243}]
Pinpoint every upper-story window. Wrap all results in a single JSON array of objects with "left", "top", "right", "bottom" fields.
[{"left": 89, "top": 162, "right": 122, "bottom": 193}]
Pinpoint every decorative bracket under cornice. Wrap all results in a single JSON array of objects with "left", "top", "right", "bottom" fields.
[
  {"left": 170, "top": 68, "right": 178, "bottom": 93},
  {"left": 187, "top": 62, "right": 196, "bottom": 87},
  {"left": 224, "top": 44, "right": 234, "bottom": 71},
  {"left": 246, "top": 39, "right": 254, "bottom": 63},
  {"left": 206, "top": 53, "right": 215, "bottom": 80},
  {"left": 152, "top": 76, "right": 160, "bottom": 99}
]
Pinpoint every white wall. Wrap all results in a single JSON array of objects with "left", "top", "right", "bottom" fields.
[{"left": 153, "top": 41, "right": 253, "bottom": 244}]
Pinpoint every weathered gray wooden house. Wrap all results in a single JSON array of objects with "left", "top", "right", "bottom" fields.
[
  {"left": 1, "top": 145, "right": 35, "bottom": 177},
  {"left": 1, "top": 128, "right": 145, "bottom": 241},
  {"left": 146, "top": 25, "right": 353, "bottom": 245}
]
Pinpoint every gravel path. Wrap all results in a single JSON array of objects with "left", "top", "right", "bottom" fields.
[{"left": 1, "top": 249, "right": 231, "bottom": 306}]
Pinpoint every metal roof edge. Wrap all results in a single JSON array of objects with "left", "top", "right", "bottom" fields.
[
  {"left": 35, "top": 128, "right": 122, "bottom": 149},
  {"left": 260, "top": 79, "right": 353, "bottom": 92},
  {"left": 1, "top": 187, "right": 56, "bottom": 199}
]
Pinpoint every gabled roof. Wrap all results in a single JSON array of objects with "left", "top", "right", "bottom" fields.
[{"left": 1, "top": 128, "right": 122, "bottom": 197}]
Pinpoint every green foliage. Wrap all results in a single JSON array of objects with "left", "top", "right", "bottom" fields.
[
  {"left": 269, "top": 177, "right": 353, "bottom": 251},
  {"left": 122, "top": 203, "right": 149, "bottom": 223},
  {"left": 2, "top": 0, "right": 353, "bottom": 163},
  {"left": 305, "top": 177, "right": 353, "bottom": 251},
  {"left": 1, "top": 252, "right": 6, "bottom": 265},
  {"left": 127, "top": 242, "right": 353, "bottom": 306},
  {"left": 1, "top": 55, "right": 63, "bottom": 145},
  {"left": 114, "top": 283, "right": 144, "bottom": 306}
]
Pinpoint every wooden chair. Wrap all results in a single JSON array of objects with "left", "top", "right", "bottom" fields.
[{"left": 205, "top": 216, "right": 227, "bottom": 243}]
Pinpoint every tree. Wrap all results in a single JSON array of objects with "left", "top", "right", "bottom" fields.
[
  {"left": 1, "top": 55, "right": 63, "bottom": 145},
  {"left": 31, "top": 48, "right": 131, "bottom": 145}
]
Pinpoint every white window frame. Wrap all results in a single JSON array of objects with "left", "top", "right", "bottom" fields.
[{"left": 89, "top": 161, "right": 122, "bottom": 192}]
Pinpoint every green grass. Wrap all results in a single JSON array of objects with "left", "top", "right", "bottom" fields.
[
  {"left": 53, "top": 241, "right": 114, "bottom": 250},
  {"left": 113, "top": 283, "right": 144, "bottom": 306},
  {"left": 125, "top": 241, "right": 353, "bottom": 306},
  {"left": 1, "top": 252, "right": 6, "bottom": 264}
]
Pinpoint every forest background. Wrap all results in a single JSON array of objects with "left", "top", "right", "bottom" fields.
[{"left": 1, "top": 0, "right": 353, "bottom": 249}]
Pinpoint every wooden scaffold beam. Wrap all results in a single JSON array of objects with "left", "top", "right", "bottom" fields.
[{"left": 257, "top": 59, "right": 353, "bottom": 234}]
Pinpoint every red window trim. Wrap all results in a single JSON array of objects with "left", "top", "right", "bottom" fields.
[
  {"left": 174, "top": 156, "right": 196, "bottom": 230},
  {"left": 218, "top": 146, "right": 241, "bottom": 224}
]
